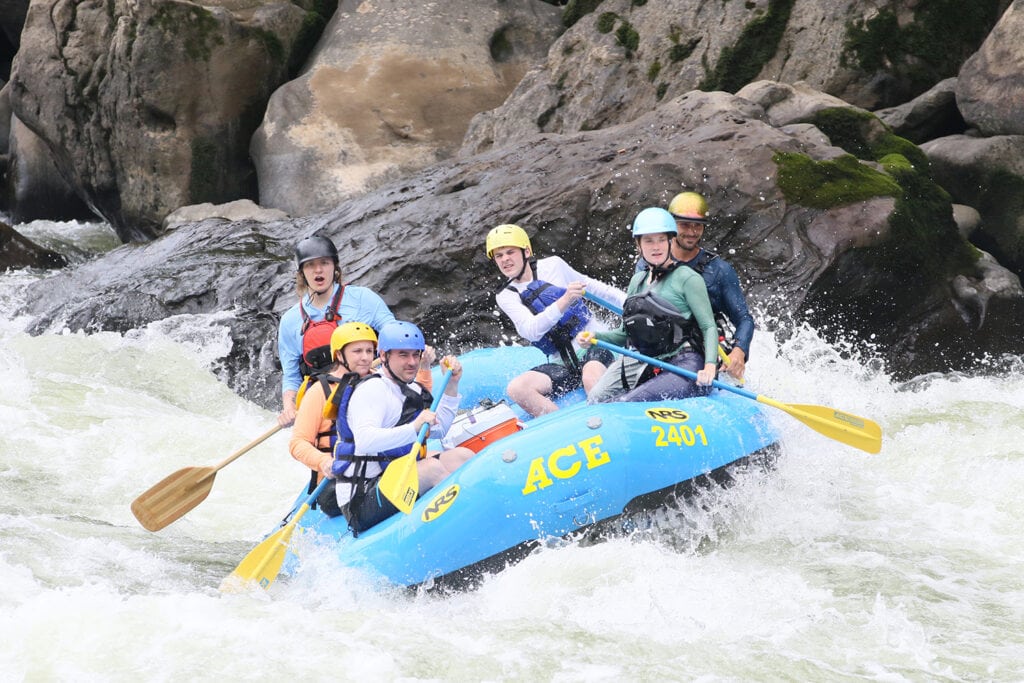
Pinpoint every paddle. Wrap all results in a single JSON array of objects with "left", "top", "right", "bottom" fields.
[
  {"left": 378, "top": 369, "right": 454, "bottom": 514},
  {"left": 592, "top": 340, "right": 882, "bottom": 454},
  {"left": 223, "top": 476, "right": 330, "bottom": 591},
  {"left": 131, "top": 424, "right": 283, "bottom": 532}
]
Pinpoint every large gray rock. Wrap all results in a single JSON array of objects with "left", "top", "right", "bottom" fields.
[
  {"left": 462, "top": 0, "right": 1000, "bottom": 155},
  {"left": 922, "top": 133, "right": 1024, "bottom": 274},
  {"left": 6, "top": 116, "right": 92, "bottom": 222},
  {"left": 8, "top": 0, "right": 316, "bottom": 242},
  {"left": 875, "top": 78, "right": 966, "bottom": 144},
  {"left": 957, "top": 0, "right": 1024, "bottom": 136},
  {"left": 1, "top": 220, "right": 67, "bottom": 270},
  {"left": 22, "top": 90, "right": 1021, "bottom": 405},
  {"left": 251, "top": 0, "right": 561, "bottom": 217}
]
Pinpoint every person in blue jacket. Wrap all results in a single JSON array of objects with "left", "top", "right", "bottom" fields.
[
  {"left": 276, "top": 235, "right": 395, "bottom": 427},
  {"left": 636, "top": 192, "right": 755, "bottom": 381}
]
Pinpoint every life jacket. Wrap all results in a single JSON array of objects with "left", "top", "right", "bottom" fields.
[
  {"left": 295, "top": 371, "right": 356, "bottom": 499},
  {"left": 622, "top": 289, "right": 703, "bottom": 358},
  {"left": 299, "top": 284, "right": 346, "bottom": 377},
  {"left": 513, "top": 280, "right": 591, "bottom": 373},
  {"left": 330, "top": 374, "right": 433, "bottom": 510}
]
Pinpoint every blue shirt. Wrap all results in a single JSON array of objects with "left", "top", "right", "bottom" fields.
[
  {"left": 277, "top": 283, "right": 396, "bottom": 394},
  {"left": 636, "top": 249, "right": 754, "bottom": 357}
]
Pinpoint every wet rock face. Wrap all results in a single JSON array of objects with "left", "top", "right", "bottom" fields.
[
  {"left": 0, "top": 221, "right": 67, "bottom": 270},
  {"left": 8, "top": 0, "right": 315, "bottom": 242},
  {"left": 20, "top": 89, "right": 1024, "bottom": 404}
]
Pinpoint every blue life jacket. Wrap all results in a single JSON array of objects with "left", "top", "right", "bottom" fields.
[
  {"left": 513, "top": 280, "right": 591, "bottom": 366},
  {"left": 332, "top": 375, "right": 433, "bottom": 480}
]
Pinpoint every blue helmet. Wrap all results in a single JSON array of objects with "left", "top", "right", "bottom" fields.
[
  {"left": 377, "top": 321, "right": 426, "bottom": 352},
  {"left": 631, "top": 207, "right": 677, "bottom": 237}
]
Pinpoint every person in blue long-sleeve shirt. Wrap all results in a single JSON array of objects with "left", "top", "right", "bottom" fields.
[{"left": 636, "top": 192, "right": 754, "bottom": 381}]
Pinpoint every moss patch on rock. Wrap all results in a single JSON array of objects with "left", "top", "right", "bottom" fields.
[
  {"left": 774, "top": 148, "right": 976, "bottom": 280},
  {"left": 699, "top": 0, "right": 794, "bottom": 92},
  {"left": 842, "top": 0, "right": 1002, "bottom": 99},
  {"left": 774, "top": 152, "right": 901, "bottom": 209},
  {"left": 810, "top": 107, "right": 928, "bottom": 170},
  {"left": 563, "top": 0, "right": 605, "bottom": 28}
]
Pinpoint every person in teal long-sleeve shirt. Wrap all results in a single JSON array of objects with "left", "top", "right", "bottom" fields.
[{"left": 580, "top": 208, "right": 717, "bottom": 403}]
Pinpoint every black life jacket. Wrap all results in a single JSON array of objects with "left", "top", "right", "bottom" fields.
[
  {"left": 299, "top": 284, "right": 345, "bottom": 377},
  {"left": 622, "top": 289, "right": 703, "bottom": 358}
]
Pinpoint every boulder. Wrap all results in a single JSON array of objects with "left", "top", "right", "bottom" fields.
[
  {"left": 0, "top": 220, "right": 67, "bottom": 270},
  {"left": 251, "top": 0, "right": 561, "bottom": 217},
  {"left": 22, "top": 89, "right": 1021, "bottom": 404},
  {"left": 875, "top": 78, "right": 967, "bottom": 144},
  {"left": 163, "top": 199, "right": 289, "bottom": 230},
  {"left": 957, "top": 0, "right": 1024, "bottom": 136},
  {"left": 922, "top": 134, "right": 1024, "bottom": 274},
  {"left": 8, "top": 0, "right": 319, "bottom": 242}
]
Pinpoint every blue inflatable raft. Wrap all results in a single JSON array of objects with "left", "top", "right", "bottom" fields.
[{"left": 277, "top": 346, "right": 780, "bottom": 589}]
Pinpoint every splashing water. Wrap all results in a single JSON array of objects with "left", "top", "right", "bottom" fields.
[{"left": 0, "top": 220, "right": 1021, "bottom": 681}]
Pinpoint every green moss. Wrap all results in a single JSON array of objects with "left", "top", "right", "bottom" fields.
[
  {"left": 251, "top": 28, "right": 285, "bottom": 63},
  {"left": 699, "top": 0, "right": 794, "bottom": 92},
  {"left": 616, "top": 22, "right": 639, "bottom": 53},
  {"left": 669, "top": 36, "right": 701, "bottom": 63},
  {"left": 884, "top": 164, "right": 975, "bottom": 277},
  {"left": 152, "top": 5, "right": 224, "bottom": 62},
  {"left": 647, "top": 60, "right": 661, "bottom": 82},
  {"left": 773, "top": 152, "right": 901, "bottom": 209},
  {"left": 810, "top": 107, "right": 929, "bottom": 170},
  {"left": 563, "top": 0, "right": 605, "bottom": 28},
  {"left": 596, "top": 12, "right": 617, "bottom": 34},
  {"left": 656, "top": 82, "right": 669, "bottom": 100},
  {"left": 594, "top": 12, "right": 638, "bottom": 54},
  {"left": 775, "top": 150, "right": 975, "bottom": 280},
  {"left": 842, "top": 0, "right": 1001, "bottom": 98}
]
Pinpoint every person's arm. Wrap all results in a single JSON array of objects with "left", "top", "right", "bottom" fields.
[
  {"left": 714, "top": 261, "right": 755, "bottom": 359},
  {"left": 680, "top": 275, "right": 719, "bottom": 366},
  {"left": 277, "top": 307, "right": 303, "bottom": 426},
  {"left": 288, "top": 388, "right": 332, "bottom": 476},
  {"left": 349, "top": 379, "right": 419, "bottom": 454},
  {"left": 554, "top": 256, "right": 627, "bottom": 309},
  {"left": 496, "top": 288, "right": 563, "bottom": 342}
]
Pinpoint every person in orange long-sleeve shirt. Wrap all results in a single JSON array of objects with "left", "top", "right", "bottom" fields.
[{"left": 288, "top": 322, "right": 434, "bottom": 513}]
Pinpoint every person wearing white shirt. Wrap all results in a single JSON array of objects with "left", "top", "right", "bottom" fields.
[{"left": 486, "top": 224, "right": 626, "bottom": 416}]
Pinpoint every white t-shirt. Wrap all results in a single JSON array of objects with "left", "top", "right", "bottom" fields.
[
  {"left": 495, "top": 255, "right": 626, "bottom": 357},
  {"left": 336, "top": 372, "right": 460, "bottom": 507}
]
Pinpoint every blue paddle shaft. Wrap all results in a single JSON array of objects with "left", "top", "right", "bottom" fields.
[{"left": 593, "top": 339, "right": 759, "bottom": 402}]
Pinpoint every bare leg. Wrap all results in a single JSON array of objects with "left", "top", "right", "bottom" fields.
[
  {"left": 507, "top": 370, "right": 558, "bottom": 417},
  {"left": 417, "top": 447, "right": 475, "bottom": 491},
  {"left": 581, "top": 359, "right": 608, "bottom": 393}
]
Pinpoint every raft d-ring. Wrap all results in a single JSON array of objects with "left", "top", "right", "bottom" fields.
[
  {"left": 587, "top": 417, "right": 602, "bottom": 429},
  {"left": 502, "top": 449, "right": 517, "bottom": 463}
]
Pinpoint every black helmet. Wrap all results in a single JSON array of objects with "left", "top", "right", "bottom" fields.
[{"left": 294, "top": 235, "right": 338, "bottom": 268}]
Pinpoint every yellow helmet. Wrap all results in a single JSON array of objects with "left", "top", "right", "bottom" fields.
[
  {"left": 485, "top": 224, "right": 532, "bottom": 259},
  {"left": 668, "top": 192, "right": 709, "bottom": 222},
  {"left": 330, "top": 322, "right": 377, "bottom": 362}
]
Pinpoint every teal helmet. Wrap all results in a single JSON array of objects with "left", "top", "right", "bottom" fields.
[{"left": 631, "top": 207, "right": 677, "bottom": 237}]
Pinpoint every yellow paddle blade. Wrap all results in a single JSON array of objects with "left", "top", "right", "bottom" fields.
[
  {"left": 222, "top": 505, "right": 306, "bottom": 591},
  {"left": 758, "top": 397, "right": 882, "bottom": 454},
  {"left": 131, "top": 466, "right": 216, "bottom": 532},
  {"left": 378, "top": 451, "right": 418, "bottom": 514}
]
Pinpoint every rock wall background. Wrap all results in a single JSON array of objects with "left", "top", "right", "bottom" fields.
[{"left": 1, "top": 0, "right": 1023, "bottom": 408}]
